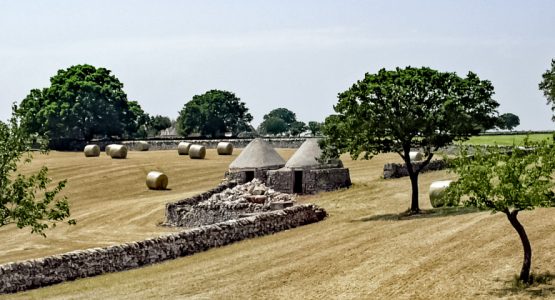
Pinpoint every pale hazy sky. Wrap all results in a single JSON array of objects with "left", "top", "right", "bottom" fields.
[{"left": 1, "top": 1, "right": 554, "bottom": 130}]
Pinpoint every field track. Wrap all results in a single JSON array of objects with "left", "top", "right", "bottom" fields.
[{"left": 1, "top": 149, "right": 554, "bottom": 299}]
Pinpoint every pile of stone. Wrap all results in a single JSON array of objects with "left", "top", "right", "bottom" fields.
[{"left": 173, "top": 179, "right": 296, "bottom": 227}]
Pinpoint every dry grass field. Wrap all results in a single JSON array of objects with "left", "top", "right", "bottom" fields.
[{"left": 1, "top": 149, "right": 554, "bottom": 299}]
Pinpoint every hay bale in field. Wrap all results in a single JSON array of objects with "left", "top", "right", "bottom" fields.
[
  {"left": 177, "top": 142, "right": 191, "bottom": 155},
  {"left": 146, "top": 171, "right": 168, "bottom": 190},
  {"left": 84, "top": 145, "right": 100, "bottom": 157},
  {"left": 135, "top": 141, "right": 150, "bottom": 151},
  {"left": 105, "top": 144, "right": 117, "bottom": 155},
  {"left": 429, "top": 180, "right": 454, "bottom": 208},
  {"left": 109, "top": 144, "right": 128, "bottom": 159},
  {"left": 217, "top": 142, "right": 233, "bottom": 155},
  {"left": 409, "top": 151, "right": 423, "bottom": 162},
  {"left": 189, "top": 145, "right": 206, "bottom": 159}
]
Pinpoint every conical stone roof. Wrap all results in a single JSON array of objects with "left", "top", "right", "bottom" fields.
[
  {"left": 285, "top": 138, "right": 343, "bottom": 169},
  {"left": 229, "top": 138, "right": 286, "bottom": 170}
]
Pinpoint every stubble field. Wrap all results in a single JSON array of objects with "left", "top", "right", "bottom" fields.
[{"left": 1, "top": 148, "right": 554, "bottom": 299}]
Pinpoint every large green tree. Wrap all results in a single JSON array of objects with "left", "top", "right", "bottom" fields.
[
  {"left": 539, "top": 59, "right": 555, "bottom": 120},
  {"left": 321, "top": 66, "right": 499, "bottom": 214},
  {"left": 497, "top": 112, "right": 520, "bottom": 131},
  {"left": 177, "top": 90, "right": 252, "bottom": 137},
  {"left": 258, "top": 107, "right": 305, "bottom": 136},
  {"left": 18, "top": 64, "right": 147, "bottom": 144},
  {"left": 147, "top": 115, "right": 172, "bottom": 137},
  {"left": 1, "top": 106, "right": 74, "bottom": 236},
  {"left": 258, "top": 117, "right": 288, "bottom": 135},
  {"left": 447, "top": 139, "right": 555, "bottom": 283}
]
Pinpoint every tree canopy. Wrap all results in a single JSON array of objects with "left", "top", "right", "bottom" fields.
[
  {"left": 258, "top": 107, "right": 306, "bottom": 136},
  {"left": 147, "top": 115, "right": 172, "bottom": 137},
  {"left": 446, "top": 139, "right": 555, "bottom": 283},
  {"left": 539, "top": 59, "right": 555, "bottom": 120},
  {"left": 321, "top": 66, "right": 499, "bottom": 213},
  {"left": 1, "top": 106, "right": 74, "bottom": 236},
  {"left": 17, "top": 64, "right": 147, "bottom": 145},
  {"left": 307, "top": 121, "right": 323, "bottom": 136},
  {"left": 176, "top": 90, "right": 252, "bottom": 138},
  {"left": 497, "top": 113, "right": 520, "bottom": 131}
]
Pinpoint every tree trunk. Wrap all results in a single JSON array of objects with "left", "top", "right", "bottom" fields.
[
  {"left": 506, "top": 210, "right": 532, "bottom": 283},
  {"left": 408, "top": 172, "right": 420, "bottom": 213}
]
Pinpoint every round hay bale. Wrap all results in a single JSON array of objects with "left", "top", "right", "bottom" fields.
[
  {"left": 109, "top": 144, "right": 128, "bottom": 159},
  {"left": 177, "top": 142, "right": 191, "bottom": 155},
  {"left": 146, "top": 171, "right": 168, "bottom": 190},
  {"left": 409, "top": 151, "right": 423, "bottom": 162},
  {"left": 105, "top": 144, "right": 117, "bottom": 155},
  {"left": 84, "top": 144, "right": 100, "bottom": 157},
  {"left": 217, "top": 142, "right": 233, "bottom": 155},
  {"left": 135, "top": 141, "right": 150, "bottom": 151},
  {"left": 189, "top": 145, "right": 206, "bottom": 159},
  {"left": 429, "top": 180, "right": 453, "bottom": 208}
]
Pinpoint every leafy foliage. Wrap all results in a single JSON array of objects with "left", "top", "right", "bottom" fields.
[
  {"left": 289, "top": 121, "right": 307, "bottom": 136},
  {"left": 0, "top": 106, "right": 74, "bottom": 236},
  {"left": 321, "top": 66, "right": 499, "bottom": 213},
  {"left": 446, "top": 138, "right": 555, "bottom": 283},
  {"left": 539, "top": 59, "right": 555, "bottom": 121},
  {"left": 308, "top": 121, "right": 323, "bottom": 136},
  {"left": 17, "top": 64, "right": 147, "bottom": 144},
  {"left": 147, "top": 115, "right": 172, "bottom": 136},
  {"left": 258, "top": 117, "right": 288, "bottom": 135},
  {"left": 497, "top": 113, "right": 520, "bottom": 131},
  {"left": 258, "top": 108, "right": 305, "bottom": 136},
  {"left": 176, "top": 90, "right": 252, "bottom": 137}
]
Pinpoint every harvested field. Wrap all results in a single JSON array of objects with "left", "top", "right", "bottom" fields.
[{"left": 1, "top": 149, "right": 554, "bottom": 299}]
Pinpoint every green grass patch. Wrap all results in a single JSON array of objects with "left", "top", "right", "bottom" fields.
[{"left": 465, "top": 133, "right": 554, "bottom": 146}]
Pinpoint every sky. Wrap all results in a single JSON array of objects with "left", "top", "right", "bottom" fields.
[{"left": 1, "top": 0, "right": 554, "bottom": 130}]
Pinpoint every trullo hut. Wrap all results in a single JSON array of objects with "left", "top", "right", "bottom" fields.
[
  {"left": 267, "top": 138, "right": 351, "bottom": 194},
  {"left": 227, "top": 138, "right": 286, "bottom": 183}
]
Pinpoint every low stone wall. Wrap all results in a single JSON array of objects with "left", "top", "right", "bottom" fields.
[
  {"left": 383, "top": 160, "right": 447, "bottom": 179},
  {"left": 165, "top": 181, "right": 238, "bottom": 226},
  {"left": 0, "top": 204, "right": 326, "bottom": 294},
  {"left": 166, "top": 179, "right": 296, "bottom": 228},
  {"left": 123, "top": 138, "right": 306, "bottom": 151}
]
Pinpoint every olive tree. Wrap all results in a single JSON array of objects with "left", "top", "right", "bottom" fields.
[
  {"left": 1, "top": 106, "right": 74, "bottom": 236},
  {"left": 446, "top": 139, "right": 555, "bottom": 283},
  {"left": 321, "top": 66, "right": 499, "bottom": 213},
  {"left": 539, "top": 59, "right": 555, "bottom": 120}
]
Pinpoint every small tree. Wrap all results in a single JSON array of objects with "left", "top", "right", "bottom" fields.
[
  {"left": 539, "top": 59, "right": 555, "bottom": 120},
  {"left": 263, "top": 108, "right": 297, "bottom": 127},
  {"left": 147, "top": 115, "right": 172, "bottom": 137},
  {"left": 447, "top": 139, "right": 555, "bottom": 283},
  {"left": 176, "top": 90, "right": 252, "bottom": 137},
  {"left": 289, "top": 121, "right": 307, "bottom": 136},
  {"left": 258, "top": 117, "right": 288, "bottom": 135},
  {"left": 259, "top": 108, "right": 305, "bottom": 136},
  {"left": 497, "top": 113, "right": 520, "bottom": 131},
  {"left": 308, "top": 121, "right": 323, "bottom": 136},
  {"left": 1, "top": 106, "right": 74, "bottom": 236},
  {"left": 321, "top": 67, "right": 499, "bottom": 213}
]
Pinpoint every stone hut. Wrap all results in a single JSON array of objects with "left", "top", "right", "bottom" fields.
[
  {"left": 226, "top": 138, "right": 286, "bottom": 183},
  {"left": 267, "top": 138, "right": 351, "bottom": 194}
]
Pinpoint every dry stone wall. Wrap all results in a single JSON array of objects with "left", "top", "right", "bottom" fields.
[
  {"left": 166, "top": 179, "right": 295, "bottom": 227},
  {"left": 123, "top": 138, "right": 306, "bottom": 151},
  {"left": 0, "top": 204, "right": 326, "bottom": 294},
  {"left": 165, "top": 181, "right": 238, "bottom": 225},
  {"left": 383, "top": 160, "right": 447, "bottom": 179}
]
